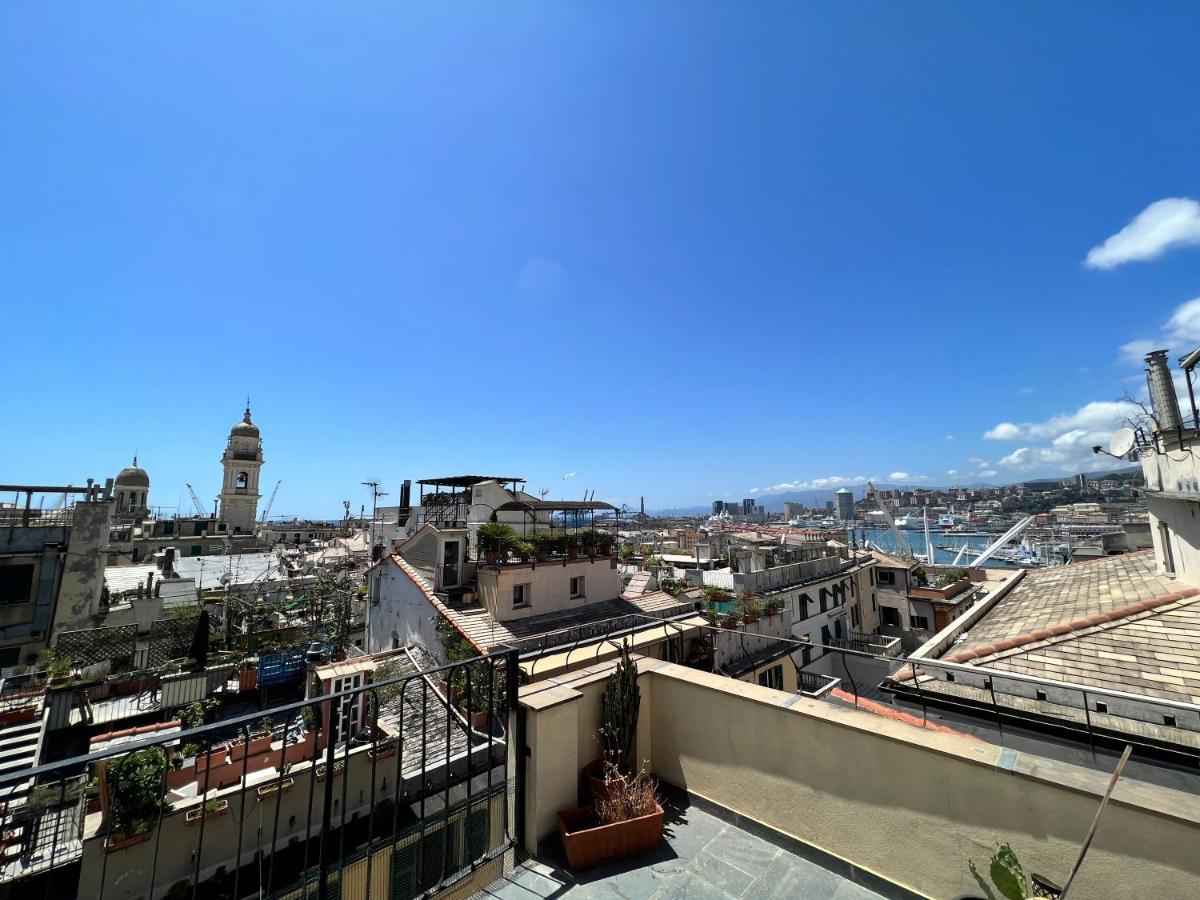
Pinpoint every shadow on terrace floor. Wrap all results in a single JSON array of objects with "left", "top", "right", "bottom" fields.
[{"left": 476, "top": 791, "right": 885, "bottom": 900}]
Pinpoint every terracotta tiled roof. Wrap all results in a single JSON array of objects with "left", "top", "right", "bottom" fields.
[{"left": 926, "top": 552, "right": 1200, "bottom": 704}]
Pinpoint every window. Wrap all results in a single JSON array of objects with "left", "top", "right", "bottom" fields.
[
  {"left": 1095, "top": 701, "right": 1108, "bottom": 714},
  {"left": 1164, "top": 715, "right": 1177, "bottom": 728},
  {"left": 880, "top": 606, "right": 901, "bottom": 627},
  {"left": 513, "top": 583, "right": 531, "bottom": 609},
  {"left": 850, "top": 605, "right": 860, "bottom": 629},
  {"left": 871, "top": 592, "right": 877, "bottom": 611},
  {"left": 909, "top": 614, "right": 929, "bottom": 630},
  {"left": 1035, "top": 689, "right": 1047, "bottom": 702},
  {"left": 757, "top": 665, "right": 783, "bottom": 691},
  {"left": 569, "top": 575, "right": 585, "bottom": 599},
  {"left": 877, "top": 570, "right": 895, "bottom": 586},
  {"left": 236, "top": 471, "right": 248, "bottom": 490}
]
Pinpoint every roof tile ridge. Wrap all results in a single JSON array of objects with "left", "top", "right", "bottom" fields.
[{"left": 943, "top": 586, "right": 1194, "bottom": 664}]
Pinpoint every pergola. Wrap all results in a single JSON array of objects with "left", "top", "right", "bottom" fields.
[{"left": 494, "top": 498, "right": 618, "bottom": 534}]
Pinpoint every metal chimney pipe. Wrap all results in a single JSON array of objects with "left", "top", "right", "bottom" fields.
[{"left": 1145, "top": 349, "right": 1183, "bottom": 433}]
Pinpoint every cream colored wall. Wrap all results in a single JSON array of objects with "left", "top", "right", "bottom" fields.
[
  {"left": 477, "top": 558, "right": 620, "bottom": 622},
  {"left": 521, "top": 657, "right": 1200, "bottom": 900},
  {"left": 738, "top": 657, "right": 797, "bottom": 693},
  {"left": 1145, "top": 495, "right": 1200, "bottom": 584},
  {"left": 649, "top": 664, "right": 1200, "bottom": 900}
]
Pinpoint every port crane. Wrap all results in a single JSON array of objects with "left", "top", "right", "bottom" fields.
[
  {"left": 185, "top": 483, "right": 209, "bottom": 518},
  {"left": 259, "top": 480, "right": 282, "bottom": 523}
]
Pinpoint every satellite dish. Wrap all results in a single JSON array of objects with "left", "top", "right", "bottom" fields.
[{"left": 1109, "top": 427, "right": 1136, "bottom": 458}]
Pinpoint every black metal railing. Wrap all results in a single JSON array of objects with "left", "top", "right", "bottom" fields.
[
  {"left": 0, "top": 649, "right": 520, "bottom": 900},
  {"left": 797, "top": 670, "right": 839, "bottom": 696},
  {"left": 509, "top": 603, "right": 696, "bottom": 656}
]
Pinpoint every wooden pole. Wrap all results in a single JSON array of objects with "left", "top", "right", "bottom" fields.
[{"left": 1059, "top": 744, "right": 1133, "bottom": 898}]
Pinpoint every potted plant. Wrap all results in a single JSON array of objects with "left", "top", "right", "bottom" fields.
[
  {"left": 583, "top": 642, "right": 641, "bottom": 801},
  {"left": 737, "top": 594, "right": 763, "bottom": 625},
  {"left": 41, "top": 648, "right": 73, "bottom": 685},
  {"left": 969, "top": 843, "right": 1061, "bottom": 899},
  {"left": 513, "top": 540, "right": 534, "bottom": 563},
  {"left": 186, "top": 798, "right": 229, "bottom": 824},
  {"left": 764, "top": 598, "right": 781, "bottom": 618},
  {"left": 256, "top": 776, "right": 295, "bottom": 799},
  {"left": 477, "top": 523, "right": 517, "bottom": 564},
  {"left": 106, "top": 747, "right": 167, "bottom": 848},
  {"left": 315, "top": 759, "right": 346, "bottom": 781},
  {"left": 558, "top": 763, "right": 663, "bottom": 871},
  {"left": 564, "top": 533, "right": 580, "bottom": 559},
  {"left": 596, "top": 533, "right": 614, "bottom": 557}
]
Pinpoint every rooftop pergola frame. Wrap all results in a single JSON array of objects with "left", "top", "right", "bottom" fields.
[{"left": 494, "top": 499, "right": 618, "bottom": 536}]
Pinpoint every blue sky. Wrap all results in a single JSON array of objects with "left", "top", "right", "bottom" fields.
[{"left": 2, "top": 4, "right": 1200, "bottom": 517}]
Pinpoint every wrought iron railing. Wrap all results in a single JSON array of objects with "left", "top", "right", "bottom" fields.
[{"left": 0, "top": 649, "right": 520, "bottom": 900}]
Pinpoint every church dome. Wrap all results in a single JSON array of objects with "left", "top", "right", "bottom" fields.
[
  {"left": 231, "top": 407, "right": 260, "bottom": 439},
  {"left": 115, "top": 456, "right": 150, "bottom": 488}
]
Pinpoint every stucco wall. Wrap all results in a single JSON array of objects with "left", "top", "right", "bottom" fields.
[
  {"left": 649, "top": 664, "right": 1200, "bottom": 900},
  {"left": 366, "top": 561, "right": 443, "bottom": 657},
  {"left": 476, "top": 558, "right": 620, "bottom": 622}
]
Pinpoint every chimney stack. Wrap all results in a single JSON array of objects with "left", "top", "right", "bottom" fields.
[{"left": 1146, "top": 349, "right": 1183, "bottom": 434}]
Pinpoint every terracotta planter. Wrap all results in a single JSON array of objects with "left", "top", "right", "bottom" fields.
[
  {"left": 247, "top": 733, "right": 273, "bottom": 756},
  {"left": 743, "top": 613, "right": 759, "bottom": 625},
  {"left": 557, "top": 803, "right": 664, "bottom": 870},
  {"left": 105, "top": 830, "right": 152, "bottom": 852},
  {"left": 582, "top": 759, "right": 615, "bottom": 803},
  {"left": 0, "top": 706, "right": 37, "bottom": 726}
]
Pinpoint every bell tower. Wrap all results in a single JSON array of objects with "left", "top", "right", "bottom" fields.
[{"left": 218, "top": 405, "right": 264, "bottom": 534}]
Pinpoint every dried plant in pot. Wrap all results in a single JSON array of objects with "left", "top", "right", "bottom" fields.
[
  {"left": 583, "top": 642, "right": 640, "bottom": 802},
  {"left": 558, "top": 762, "right": 663, "bottom": 871}
]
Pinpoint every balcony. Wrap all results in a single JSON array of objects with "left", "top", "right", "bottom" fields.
[
  {"left": 517, "top": 656, "right": 1200, "bottom": 900},
  {"left": 0, "top": 650, "right": 518, "bottom": 900}
]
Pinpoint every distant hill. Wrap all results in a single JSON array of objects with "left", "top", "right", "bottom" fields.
[{"left": 647, "top": 466, "right": 1142, "bottom": 517}]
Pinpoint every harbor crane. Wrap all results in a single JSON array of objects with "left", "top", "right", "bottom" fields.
[
  {"left": 185, "top": 483, "right": 209, "bottom": 518},
  {"left": 867, "top": 481, "right": 914, "bottom": 558},
  {"left": 259, "top": 480, "right": 282, "bottom": 523}
]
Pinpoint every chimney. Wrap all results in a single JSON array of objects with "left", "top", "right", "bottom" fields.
[
  {"left": 399, "top": 480, "right": 411, "bottom": 510},
  {"left": 1145, "top": 349, "right": 1183, "bottom": 434},
  {"left": 163, "top": 547, "right": 176, "bottom": 579}
]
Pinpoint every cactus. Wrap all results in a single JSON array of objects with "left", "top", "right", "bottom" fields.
[{"left": 599, "top": 642, "right": 641, "bottom": 774}]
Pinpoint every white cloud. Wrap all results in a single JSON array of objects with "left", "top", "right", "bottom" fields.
[
  {"left": 946, "top": 469, "right": 959, "bottom": 477},
  {"left": 978, "top": 469, "right": 999, "bottom": 478},
  {"left": 986, "top": 400, "right": 1140, "bottom": 474},
  {"left": 968, "top": 457, "right": 990, "bottom": 467},
  {"left": 750, "top": 475, "right": 876, "bottom": 494},
  {"left": 1085, "top": 198, "right": 1200, "bottom": 269},
  {"left": 984, "top": 422, "right": 1022, "bottom": 440},
  {"left": 944, "top": 434, "right": 956, "bottom": 441},
  {"left": 888, "top": 471, "right": 928, "bottom": 482},
  {"left": 1118, "top": 339, "right": 1156, "bottom": 366},
  {"left": 1166, "top": 297, "right": 1200, "bottom": 343},
  {"left": 561, "top": 471, "right": 576, "bottom": 480}
]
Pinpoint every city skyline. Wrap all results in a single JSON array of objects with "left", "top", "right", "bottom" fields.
[{"left": 2, "top": 4, "right": 1199, "bottom": 515}]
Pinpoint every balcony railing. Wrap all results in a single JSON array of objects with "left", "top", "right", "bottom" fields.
[
  {"left": 0, "top": 650, "right": 520, "bottom": 899},
  {"left": 509, "top": 602, "right": 697, "bottom": 656}
]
